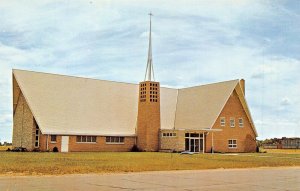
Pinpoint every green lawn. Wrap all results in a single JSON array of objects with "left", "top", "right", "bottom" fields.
[{"left": 0, "top": 152, "right": 299, "bottom": 175}]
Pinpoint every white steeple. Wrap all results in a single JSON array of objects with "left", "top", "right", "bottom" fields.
[{"left": 144, "top": 12, "right": 155, "bottom": 81}]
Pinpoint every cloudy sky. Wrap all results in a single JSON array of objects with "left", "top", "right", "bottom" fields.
[{"left": 0, "top": 0, "right": 299, "bottom": 142}]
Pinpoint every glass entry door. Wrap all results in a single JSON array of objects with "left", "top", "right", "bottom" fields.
[
  {"left": 185, "top": 133, "right": 204, "bottom": 153},
  {"left": 189, "top": 138, "right": 199, "bottom": 152}
]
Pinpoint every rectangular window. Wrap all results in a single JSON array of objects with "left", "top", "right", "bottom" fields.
[
  {"left": 230, "top": 118, "right": 235, "bottom": 128},
  {"left": 239, "top": 118, "right": 244, "bottom": 127},
  {"left": 106, "top": 136, "right": 125, "bottom": 144},
  {"left": 228, "top": 139, "right": 237, "bottom": 148},
  {"left": 34, "top": 126, "right": 39, "bottom": 148},
  {"left": 50, "top": 135, "right": 57, "bottom": 143},
  {"left": 220, "top": 117, "right": 225, "bottom": 126},
  {"left": 162, "top": 132, "right": 177, "bottom": 137},
  {"left": 76, "top": 136, "right": 97, "bottom": 143}
]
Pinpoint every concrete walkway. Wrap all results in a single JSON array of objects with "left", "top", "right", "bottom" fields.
[{"left": 1, "top": 167, "right": 299, "bottom": 191}]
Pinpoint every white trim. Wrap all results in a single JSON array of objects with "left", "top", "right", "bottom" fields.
[
  {"left": 105, "top": 142, "right": 125, "bottom": 145},
  {"left": 42, "top": 132, "right": 136, "bottom": 137},
  {"left": 234, "top": 85, "right": 258, "bottom": 136},
  {"left": 228, "top": 139, "right": 237, "bottom": 148}
]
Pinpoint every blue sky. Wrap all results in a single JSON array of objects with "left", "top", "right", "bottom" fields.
[{"left": 0, "top": 0, "right": 299, "bottom": 142}]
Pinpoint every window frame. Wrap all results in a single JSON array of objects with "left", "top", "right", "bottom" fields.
[
  {"left": 228, "top": 139, "right": 237, "bottom": 149},
  {"left": 50, "top": 135, "right": 57, "bottom": 143},
  {"left": 230, "top": 118, "right": 235, "bottom": 128},
  {"left": 239, "top": 118, "right": 244, "bottom": 128},
  {"left": 162, "top": 132, "right": 177, "bottom": 137},
  {"left": 220, "top": 117, "right": 225, "bottom": 127},
  {"left": 76, "top": 136, "right": 97, "bottom": 143},
  {"left": 105, "top": 136, "right": 125, "bottom": 144}
]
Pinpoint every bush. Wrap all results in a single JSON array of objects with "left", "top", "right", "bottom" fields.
[
  {"left": 32, "top": 148, "right": 41, "bottom": 152},
  {"left": 6, "top": 148, "right": 11, "bottom": 152},
  {"left": 53, "top": 147, "right": 59, "bottom": 152},
  {"left": 256, "top": 146, "right": 260, "bottom": 153},
  {"left": 131, "top": 145, "right": 140, "bottom": 152}
]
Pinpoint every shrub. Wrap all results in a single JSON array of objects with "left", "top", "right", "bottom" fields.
[
  {"left": 53, "top": 147, "right": 59, "bottom": 152},
  {"left": 131, "top": 145, "right": 140, "bottom": 152}
]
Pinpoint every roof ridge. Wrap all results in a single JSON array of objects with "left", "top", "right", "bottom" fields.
[
  {"left": 13, "top": 69, "right": 139, "bottom": 86},
  {"left": 178, "top": 79, "right": 240, "bottom": 90}
]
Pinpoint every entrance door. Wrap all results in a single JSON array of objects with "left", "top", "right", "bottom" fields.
[
  {"left": 61, "top": 136, "right": 69, "bottom": 152},
  {"left": 185, "top": 133, "right": 204, "bottom": 153},
  {"left": 190, "top": 139, "right": 195, "bottom": 152}
]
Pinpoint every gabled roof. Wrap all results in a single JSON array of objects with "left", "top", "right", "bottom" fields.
[
  {"left": 13, "top": 69, "right": 177, "bottom": 136},
  {"left": 13, "top": 69, "right": 257, "bottom": 137},
  {"left": 173, "top": 80, "right": 239, "bottom": 130}
]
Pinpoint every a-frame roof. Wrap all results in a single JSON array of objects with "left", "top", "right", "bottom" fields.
[
  {"left": 173, "top": 80, "right": 239, "bottom": 130},
  {"left": 13, "top": 69, "right": 257, "bottom": 137}
]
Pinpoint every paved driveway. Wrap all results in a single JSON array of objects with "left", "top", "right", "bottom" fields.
[{"left": 1, "top": 167, "right": 299, "bottom": 191}]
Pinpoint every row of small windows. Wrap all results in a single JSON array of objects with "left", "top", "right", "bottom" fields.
[
  {"left": 140, "top": 87, "right": 158, "bottom": 91},
  {"left": 141, "top": 91, "right": 158, "bottom": 95},
  {"left": 106, "top": 136, "right": 124, "bottom": 144},
  {"left": 185, "top": 133, "right": 204, "bottom": 138},
  {"left": 150, "top": 83, "right": 158, "bottom": 87},
  {"left": 141, "top": 83, "right": 158, "bottom": 87},
  {"left": 140, "top": 98, "right": 158, "bottom": 102},
  {"left": 34, "top": 127, "right": 39, "bottom": 148},
  {"left": 220, "top": 117, "right": 243, "bottom": 128},
  {"left": 162, "top": 132, "right": 177, "bottom": 137},
  {"left": 49, "top": 136, "right": 125, "bottom": 144},
  {"left": 76, "top": 136, "right": 97, "bottom": 143},
  {"left": 140, "top": 95, "right": 158, "bottom": 99}
]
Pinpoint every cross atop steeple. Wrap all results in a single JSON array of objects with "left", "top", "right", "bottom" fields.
[{"left": 144, "top": 12, "right": 155, "bottom": 81}]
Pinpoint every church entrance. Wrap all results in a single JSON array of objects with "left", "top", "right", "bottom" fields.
[{"left": 185, "top": 133, "right": 204, "bottom": 153}]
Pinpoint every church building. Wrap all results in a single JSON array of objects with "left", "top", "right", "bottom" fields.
[{"left": 12, "top": 16, "right": 257, "bottom": 153}]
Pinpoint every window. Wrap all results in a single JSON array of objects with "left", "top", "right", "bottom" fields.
[
  {"left": 228, "top": 140, "right": 237, "bottom": 148},
  {"left": 239, "top": 118, "right": 244, "bottom": 127},
  {"left": 162, "top": 132, "right": 176, "bottom": 137},
  {"left": 230, "top": 118, "right": 235, "bottom": 128},
  {"left": 220, "top": 117, "right": 225, "bottom": 127},
  {"left": 34, "top": 126, "right": 39, "bottom": 148},
  {"left": 76, "top": 136, "right": 97, "bottom": 143},
  {"left": 106, "top": 136, "right": 125, "bottom": 144},
  {"left": 50, "top": 135, "right": 57, "bottom": 143}
]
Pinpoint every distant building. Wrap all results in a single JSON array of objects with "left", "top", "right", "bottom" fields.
[
  {"left": 262, "top": 137, "right": 300, "bottom": 149},
  {"left": 12, "top": 16, "right": 258, "bottom": 153}
]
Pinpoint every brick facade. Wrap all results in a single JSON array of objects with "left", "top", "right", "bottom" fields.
[
  {"left": 39, "top": 134, "right": 136, "bottom": 152},
  {"left": 205, "top": 90, "right": 257, "bottom": 153},
  {"left": 137, "top": 81, "right": 160, "bottom": 151}
]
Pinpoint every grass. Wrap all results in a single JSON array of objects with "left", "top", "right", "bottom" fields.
[
  {"left": 0, "top": 146, "right": 12, "bottom": 151},
  {"left": 261, "top": 148, "right": 300, "bottom": 154},
  {"left": 0, "top": 152, "right": 299, "bottom": 176}
]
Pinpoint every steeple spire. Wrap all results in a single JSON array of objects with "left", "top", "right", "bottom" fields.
[{"left": 144, "top": 12, "right": 155, "bottom": 81}]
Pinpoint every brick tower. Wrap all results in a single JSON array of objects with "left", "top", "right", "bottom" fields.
[{"left": 137, "top": 13, "right": 161, "bottom": 151}]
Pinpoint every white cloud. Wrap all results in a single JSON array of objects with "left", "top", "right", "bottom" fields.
[{"left": 0, "top": 0, "right": 299, "bottom": 141}]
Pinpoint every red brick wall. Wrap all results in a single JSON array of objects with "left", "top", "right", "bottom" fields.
[
  {"left": 39, "top": 134, "right": 135, "bottom": 152},
  {"left": 205, "top": 90, "right": 257, "bottom": 153}
]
